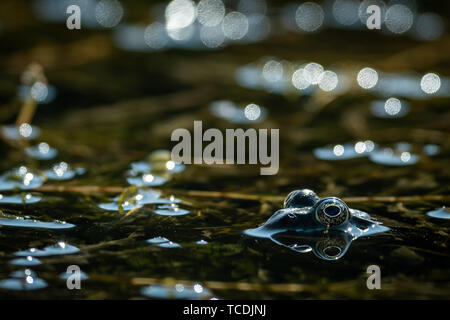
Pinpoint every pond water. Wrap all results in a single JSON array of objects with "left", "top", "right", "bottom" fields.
[{"left": 0, "top": 0, "right": 449, "bottom": 299}]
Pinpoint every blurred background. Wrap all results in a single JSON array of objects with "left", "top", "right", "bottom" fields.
[
  {"left": 0, "top": 0, "right": 449, "bottom": 299},
  {"left": 0, "top": 0, "right": 449, "bottom": 195}
]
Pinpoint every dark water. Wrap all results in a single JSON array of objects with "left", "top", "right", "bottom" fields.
[{"left": 0, "top": 0, "right": 449, "bottom": 299}]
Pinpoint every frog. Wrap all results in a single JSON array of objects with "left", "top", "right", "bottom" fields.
[{"left": 244, "top": 189, "right": 390, "bottom": 260}]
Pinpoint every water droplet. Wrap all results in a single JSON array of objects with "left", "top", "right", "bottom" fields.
[
  {"left": 10, "top": 269, "right": 36, "bottom": 278},
  {"left": 210, "top": 100, "right": 266, "bottom": 124},
  {"left": 45, "top": 162, "right": 81, "bottom": 180},
  {"left": 144, "top": 22, "right": 169, "bottom": 50},
  {"left": 262, "top": 60, "right": 283, "bottom": 83},
  {"left": 222, "top": 11, "right": 249, "bottom": 40},
  {"left": 146, "top": 236, "right": 170, "bottom": 244},
  {"left": 95, "top": 0, "right": 123, "bottom": 28},
  {"left": 166, "top": 23, "right": 196, "bottom": 42},
  {"left": 15, "top": 243, "right": 80, "bottom": 257},
  {"left": 158, "top": 241, "right": 181, "bottom": 248},
  {"left": 314, "top": 143, "right": 375, "bottom": 160},
  {"left": 303, "top": 62, "right": 324, "bottom": 85},
  {"left": 292, "top": 67, "right": 311, "bottom": 90},
  {"left": 426, "top": 207, "right": 450, "bottom": 220},
  {"left": 385, "top": 4, "right": 414, "bottom": 34},
  {"left": 414, "top": 13, "right": 444, "bottom": 41},
  {"left": 166, "top": 0, "right": 196, "bottom": 30},
  {"left": 245, "top": 14, "right": 271, "bottom": 42},
  {"left": 0, "top": 167, "right": 44, "bottom": 190},
  {"left": 318, "top": 70, "right": 339, "bottom": 92},
  {"left": 370, "top": 99, "right": 409, "bottom": 118},
  {"left": 384, "top": 97, "right": 402, "bottom": 116},
  {"left": 423, "top": 144, "right": 440, "bottom": 156},
  {"left": 420, "top": 73, "right": 441, "bottom": 94},
  {"left": 100, "top": 188, "right": 181, "bottom": 212},
  {"left": 154, "top": 203, "right": 190, "bottom": 216},
  {"left": 354, "top": 141, "right": 366, "bottom": 154},
  {"left": 127, "top": 174, "right": 167, "bottom": 187},
  {"left": 369, "top": 148, "right": 419, "bottom": 166},
  {"left": 10, "top": 256, "right": 42, "bottom": 266},
  {"left": 30, "top": 82, "right": 48, "bottom": 102},
  {"left": 0, "top": 194, "right": 41, "bottom": 204},
  {"left": 18, "top": 84, "right": 57, "bottom": 104},
  {"left": 175, "top": 283, "right": 185, "bottom": 292},
  {"left": 0, "top": 212, "right": 75, "bottom": 229},
  {"left": 25, "top": 142, "right": 58, "bottom": 160},
  {"left": 197, "top": 0, "right": 225, "bottom": 27},
  {"left": 295, "top": 2, "right": 324, "bottom": 32},
  {"left": 365, "top": 140, "right": 375, "bottom": 152},
  {"left": 141, "top": 283, "right": 211, "bottom": 299},
  {"left": 2, "top": 124, "right": 40, "bottom": 140},
  {"left": 0, "top": 275, "right": 48, "bottom": 291},
  {"left": 98, "top": 201, "right": 142, "bottom": 212},
  {"left": 357, "top": 67, "right": 378, "bottom": 89},
  {"left": 333, "top": 144, "right": 345, "bottom": 156},
  {"left": 395, "top": 142, "right": 411, "bottom": 152},
  {"left": 200, "top": 24, "right": 226, "bottom": 48},
  {"left": 129, "top": 161, "right": 152, "bottom": 174},
  {"left": 332, "top": 0, "right": 360, "bottom": 26},
  {"left": 244, "top": 103, "right": 261, "bottom": 121},
  {"left": 193, "top": 283, "right": 203, "bottom": 293}
]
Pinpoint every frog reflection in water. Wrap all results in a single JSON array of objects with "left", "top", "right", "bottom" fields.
[{"left": 245, "top": 189, "right": 390, "bottom": 260}]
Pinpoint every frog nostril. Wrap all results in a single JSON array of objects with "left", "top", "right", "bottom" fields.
[
  {"left": 287, "top": 213, "right": 296, "bottom": 219},
  {"left": 324, "top": 205, "right": 341, "bottom": 217}
]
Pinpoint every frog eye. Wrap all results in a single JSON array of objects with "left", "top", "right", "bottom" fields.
[
  {"left": 283, "top": 189, "right": 319, "bottom": 208},
  {"left": 314, "top": 197, "right": 350, "bottom": 227}
]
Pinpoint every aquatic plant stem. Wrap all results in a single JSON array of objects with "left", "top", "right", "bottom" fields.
[
  {"left": 120, "top": 206, "right": 141, "bottom": 220},
  {"left": 15, "top": 62, "right": 46, "bottom": 126},
  {"left": 16, "top": 98, "right": 37, "bottom": 126}
]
